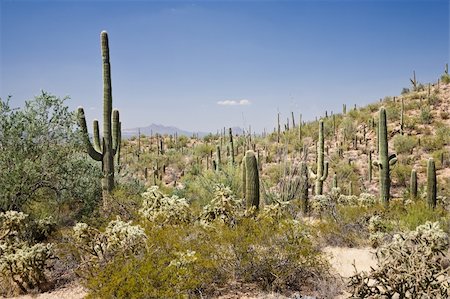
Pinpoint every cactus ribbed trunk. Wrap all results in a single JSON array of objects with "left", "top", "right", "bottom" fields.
[
  {"left": 427, "top": 158, "right": 437, "bottom": 209},
  {"left": 368, "top": 151, "right": 372, "bottom": 183},
  {"left": 229, "top": 128, "right": 235, "bottom": 165},
  {"left": 216, "top": 145, "right": 221, "bottom": 172},
  {"left": 300, "top": 161, "right": 309, "bottom": 213},
  {"left": 374, "top": 107, "right": 397, "bottom": 206},
  {"left": 244, "top": 151, "right": 260, "bottom": 209},
  {"left": 410, "top": 169, "right": 417, "bottom": 200},
  {"left": 101, "top": 31, "right": 114, "bottom": 196},
  {"left": 314, "top": 120, "right": 328, "bottom": 195}
]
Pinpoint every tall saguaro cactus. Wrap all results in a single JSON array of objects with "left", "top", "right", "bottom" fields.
[
  {"left": 427, "top": 158, "right": 437, "bottom": 209},
  {"left": 373, "top": 107, "right": 397, "bottom": 205},
  {"left": 78, "top": 31, "right": 120, "bottom": 200},
  {"left": 310, "top": 120, "right": 329, "bottom": 195},
  {"left": 244, "top": 150, "right": 260, "bottom": 209}
]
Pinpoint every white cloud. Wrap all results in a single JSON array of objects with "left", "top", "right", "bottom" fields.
[{"left": 217, "top": 99, "right": 251, "bottom": 106}]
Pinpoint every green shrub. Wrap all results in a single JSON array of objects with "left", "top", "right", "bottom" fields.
[
  {"left": 393, "top": 135, "right": 416, "bottom": 155},
  {"left": 420, "top": 106, "right": 433, "bottom": 124},
  {"left": 441, "top": 73, "right": 450, "bottom": 84},
  {"left": 86, "top": 217, "right": 333, "bottom": 298}
]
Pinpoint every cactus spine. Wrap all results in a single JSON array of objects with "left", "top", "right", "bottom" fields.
[
  {"left": 410, "top": 168, "right": 417, "bottom": 200},
  {"left": 311, "top": 120, "right": 329, "bottom": 195},
  {"left": 373, "top": 107, "right": 397, "bottom": 205},
  {"left": 78, "top": 31, "right": 120, "bottom": 200},
  {"left": 427, "top": 158, "right": 437, "bottom": 209},
  {"left": 244, "top": 150, "right": 260, "bottom": 209}
]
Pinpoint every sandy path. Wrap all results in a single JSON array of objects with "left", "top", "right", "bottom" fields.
[
  {"left": 323, "top": 246, "right": 377, "bottom": 278},
  {"left": 6, "top": 284, "right": 86, "bottom": 299}
]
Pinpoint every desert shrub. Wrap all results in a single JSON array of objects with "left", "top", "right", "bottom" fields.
[
  {"left": 178, "top": 164, "right": 242, "bottom": 207},
  {"left": 441, "top": 110, "right": 450, "bottom": 120},
  {"left": 420, "top": 106, "right": 433, "bottom": 124},
  {"left": 421, "top": 135, "right": 444, "bottom": 152},
  {"left": 441, "top": 73, "right": 450, "bottom": 84},
  {"left": 392, "top": 134, "right": 416, "bottom": 155},
  {"left": 341, "top": 118, "right": 357, "bottom": 142},
  {"left": 392, "top": 162, "right": 412, "bottom": 187},
  {"left": 435, "top": 124, "right": 450, "bottom": 145},
  {"left": 85, "top": 215, "right": 334, "bottom": 298},
  {"left": 387, "top": 200, "right": 449, "bottom": 232},
  {"left": 348, "top": 222, "right": 449, "bottom": 298},
  {"left": 0, "top": 211, "right": 55, "bottom": 295},
  {"left": 401, "top": 87, "right": 410, "bottom": 95}
]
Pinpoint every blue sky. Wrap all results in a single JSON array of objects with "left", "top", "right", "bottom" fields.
[{"left": 1, "top": 0, "right": 449, "bottom": 133}]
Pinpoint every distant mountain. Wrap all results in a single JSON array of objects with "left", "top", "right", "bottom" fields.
[
  {"left": 122, "top": 124, "right": 245, "bottom": 139},
  {"left": 122, "top": 124, "right": 202, "bottom": 138}
]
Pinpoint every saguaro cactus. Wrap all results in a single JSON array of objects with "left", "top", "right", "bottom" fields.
[
  {"left": 427, "top": 158, "right": 437, "bottom": 209},
  {"left": 310, "top": 120, "right": 329, "bottom": 195},
  {"left": 229, "top": 128, "right": 235, "bottom": 165},
  {"left": 300, "top": 161, "right": 309, "bottom": 213},
  {"left": 78, "top": 31, "right": 120, "bottom": 199},
  {"left": 368, "top": 150, "right": 373, "bottom": 183},
  {"left": 244, "top": 150, "right": 260, "bottom": 209},
  {"left": 410, "top": 168, "right": 417, "bottom": 200},
  {"left": 373, "top": 107, "right": 397, "bottom": 205},
  {"left": 400, "top": 98, "right": 404, "bottom": 135},
  {"left": 216, "top": 145, "right": 221, "bottom": 172}
]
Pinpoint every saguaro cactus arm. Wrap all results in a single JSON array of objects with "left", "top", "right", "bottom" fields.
[
  {"left": 93, "top": 119, "right": 102, "bottom": 153},
  {"left": 77, "top": 107, "right": 102, "bottom": 161},
  {"left": 319, "top": 161, "right": 329, "bottom": 181},
  {"left": 388, "top": 154, "right": 397, "bottom": 166}
]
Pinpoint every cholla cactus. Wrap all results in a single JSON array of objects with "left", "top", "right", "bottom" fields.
[
  {"left": 72, "top": 219, "right": 146, "bottom": 270},
  {"left": 140, "top": 186, "right": 191, "bottom": 225},
  {"left": 257, "top": 199, "right": 291, "bottom": 221},
  {"left": 357, "top": 193, "right": 378, "bottom": 207},
  {"left": 104, "top": 218, "right": 146, "bottom": 254},
  {"left": 338, "top": 194, "right": 358, "bottom": 206},
  {"left": 310, "top": 195, "right": 330, "bottom": 216},
  {"left": 0, "top": 211, "right": 54, "bottom": 293},
  {"left": 169, "top": 250, "right": 198, "bottom": 268},
  {"left": 349, "top": 221, "right": 449, "bottom": 297},
  {"left": 201, "top": 184, "right": 242, "bottom": 225}
]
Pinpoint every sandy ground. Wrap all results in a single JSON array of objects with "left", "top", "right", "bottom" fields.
[
  {"left": 6, "top": 284, "right": 87, "bottom": 299},
  {"left": 323, "top": 246, "right": 377, "bottom": 278},
  {"left": 7, "top": 247, "right": 376, "bottom": 299}
]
